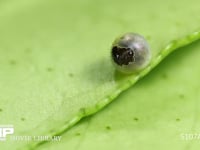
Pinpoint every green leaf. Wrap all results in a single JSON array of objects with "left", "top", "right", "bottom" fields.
[
  {"left": 0, "top": 0, "right": 200, "bottom": 149},
  {"left": 37, "top": 40, "right": 200, "bottom": 150}
]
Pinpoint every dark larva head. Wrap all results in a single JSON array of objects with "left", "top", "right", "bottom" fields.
[{"left": 111, "top": 32, "right": 151, "bottom": 74}]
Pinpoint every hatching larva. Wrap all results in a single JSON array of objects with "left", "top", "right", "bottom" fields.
[{"left": 111, "top": 32, "right": 151, "bottom": 74}]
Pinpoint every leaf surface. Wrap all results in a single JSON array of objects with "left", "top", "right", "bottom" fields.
[{"left": 0, "top": 0, "right": 200, "bottom": 149}]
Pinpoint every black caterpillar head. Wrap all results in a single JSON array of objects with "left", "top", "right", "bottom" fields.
[{"left": 112, "top": 46, "right": 135, "bottom": 66}]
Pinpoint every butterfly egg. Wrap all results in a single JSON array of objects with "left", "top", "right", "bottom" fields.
[{"left": 111, "top": 32, "right": 151, "bottom": 74}]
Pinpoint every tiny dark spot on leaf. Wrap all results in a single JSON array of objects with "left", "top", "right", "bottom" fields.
[
  {"left": 106, "top": 126, "right": 111, "bottom": 130},
  {"left": 176, "top": 118, "right": 180, "bottom": 121},
  {"left": 146, "top": 35, "right": 151, "bottom": 40},
  {"left": 179, "top": 94, "right": 185, "bottom": 99},
  {"left": 75, "top": 133, "right": 81, "bottom": 136},
  {"left": 10, "top": 60, "right": 17, "bottom": 65},
  {"left": 161, "top": 73, "right": 167, "bottom": 79},
  {"left": 0, "top": 108, "right": 2, "bottom": 112},
  {"left": 133, "top": 117, "right": 139, "bottom": 121},
  {"left": 25, "top": 48, "right": 32, "bottom": 53},
  {"left": 69, "top": 73, "right": 74, "bottom": 77},
  {"left": 171, "top": 40, "right": 178, "bottom": 45},
  {"left": 49, "top": 129, "right": 55, "bottom": 133},
  {"left": 21, "top": 118, "right": 25, "bottom": 121},
  {"left": 79, "top": 108, "right": 86, "bottom": 115},
  {"left": 47, "top": 67, "right": 54, "bottom": 72},
  {"left": 175, "top": 22, "right": 182, "bottom": 27}
]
